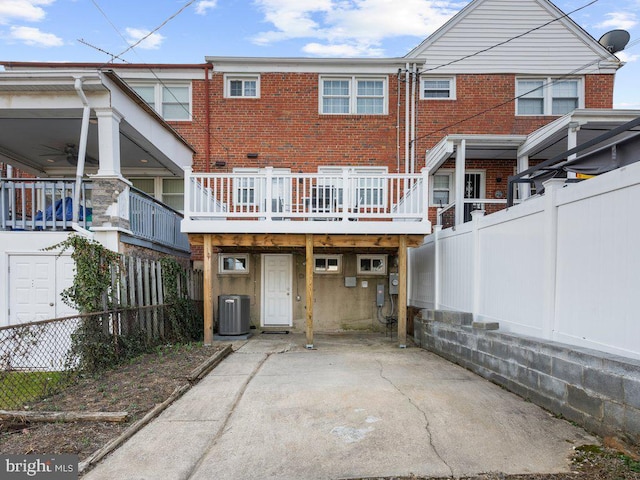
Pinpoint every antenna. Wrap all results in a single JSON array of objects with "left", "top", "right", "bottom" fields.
[{"left": 598, "top": 29, "right": 630, "bottom": 54}]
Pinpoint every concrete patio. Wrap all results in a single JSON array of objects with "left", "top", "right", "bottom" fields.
[{"left": 82, "top": 333, "right": 596, "bottom": 479}]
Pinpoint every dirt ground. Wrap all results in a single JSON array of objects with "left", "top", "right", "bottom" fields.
[
  {"left": 1, "top": 342, "right": 638, "bottom": 479},
  {"left": 0, "top": 342, "right": 224, "bottom": 458}
]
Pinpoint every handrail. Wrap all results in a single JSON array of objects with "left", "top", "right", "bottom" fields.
[{"left": 128, "top": 189, "right": 189, "bottom": 252}]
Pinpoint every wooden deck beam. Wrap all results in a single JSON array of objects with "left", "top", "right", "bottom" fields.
[{"left": 189, "top": 233, "right": 424, "bottom": 249}]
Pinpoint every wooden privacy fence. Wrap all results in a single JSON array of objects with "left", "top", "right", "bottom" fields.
[
  {"left": 117, "top": 256, "right": 203, "bottom": 308},
  {"left": 114, "top": 255, "right": 203, "bottom": 339}
]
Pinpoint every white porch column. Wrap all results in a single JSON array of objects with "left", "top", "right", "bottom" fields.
[
  {"left": 517, "top": 154, "right": 531, "bottom": 200},
  {"left": 95, "top": 108, "right": 124, "bottom": 178},
  {"left": 566, "top": 122, "right": 580, "bottom": 180},
  {"left": 454, "top": 139, "right": 466, "bottom": 226}
]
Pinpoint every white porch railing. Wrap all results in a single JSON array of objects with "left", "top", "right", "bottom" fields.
[
  {"left": 0, "top": 178, "right": 92, "bottom": 231},
  {"left": 129, "top": 189, "right": 190, "bottom": 252},
  {"left": 183, "top": 167, "right": 430, "bottom": 233}
]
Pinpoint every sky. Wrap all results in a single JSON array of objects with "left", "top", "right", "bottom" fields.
[{"left": 0, "top": 0, "right": 638, "bottom": 108}]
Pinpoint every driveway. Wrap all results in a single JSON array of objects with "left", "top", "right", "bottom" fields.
[{"left": 83, "top": 333, "right": 595, "bottom": 479}]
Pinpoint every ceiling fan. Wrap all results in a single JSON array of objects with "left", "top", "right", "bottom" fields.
[{"left": 40, "top": 143, "right": 99, "bottom": 166}]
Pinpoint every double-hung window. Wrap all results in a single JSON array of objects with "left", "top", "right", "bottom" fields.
[
  {"left": 516, "top": 78, "right": 582, "bottom": 116},
  {"left": 431, "top": 172, "right": 452, "bottom": 207},
  {"left": 225, "top": 75, "right": 260, "bottom": 98},
  {"left": 421, "top": 77, "right": 455, "bottom": 100},
  {"left": 130, "top": 83, "right": 191, "bottom": 121},
  {"left": 320, "top": 77, "right": 386, "bottom": 115}
]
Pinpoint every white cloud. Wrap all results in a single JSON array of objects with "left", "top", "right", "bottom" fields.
[
  {"left": 0, "top": 0, "right": 54, "bottom": 25},
  {"left": 195, "top": 0, "right": 217, "bottom": 15},
  {"left": 617, "top": 51, "right": 639, "bottom": 63},
  {"left": 595, "top": 12, "right": 638, "bottom": 30},
  {"left": 302, "top": 41, "right": 384, "bottom": 57},
  {"left": 614, "top": 100, "right": 640, "bottom": 109},
  {"left": 9, "top": 25, "right": 63, "bottom": 46},
  {"left": 252, "top": 0, "right": 460, "bottom": 56},
  {"left": 124, "top": 27, "right": 165, "bottom": 50}
]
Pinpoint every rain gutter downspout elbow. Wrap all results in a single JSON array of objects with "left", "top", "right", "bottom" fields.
[{"left": 72, "top": 77, "right": 94, "bottom": 239}]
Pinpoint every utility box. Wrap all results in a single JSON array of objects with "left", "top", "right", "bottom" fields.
[
  {"left": 218, "top": 295, "right": 250, "bottom": 335},
  {"left": 389, "top": 273, "right": 399, "bottom": 295}
]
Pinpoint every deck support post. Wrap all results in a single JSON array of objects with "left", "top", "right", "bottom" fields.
[
  {"left": 305, "top": 234, "right": 314, "bottom": 349},
  {"left": 398, "top": 235, "right": 407, "bottom": 348},
  {"left": 203, "top": 234, "right": 214, "bottom": 345}
]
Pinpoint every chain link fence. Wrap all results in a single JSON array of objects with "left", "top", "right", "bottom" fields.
[{"left": 0, "top": 302, "right": 202, "bottom": 410}]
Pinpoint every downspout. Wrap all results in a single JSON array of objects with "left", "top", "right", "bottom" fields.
[
  {"left": 396, "top": 69, "right": 401, "bottom": 173},
  {"left": 204, "top": 63, "right": 211, "bottom": 172},
  {"left": 410, "top": 63, "right": 417, "bottom": 174},
  {"left": 72, "top": 77, "right": 94, "bottom": 239},
  {"left": 404, "top": 63, "right": 410, "bottom": 174}
]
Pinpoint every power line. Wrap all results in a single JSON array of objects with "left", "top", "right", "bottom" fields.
[
  {"left": 422, "top": 0, "right": 602, "bottom": 73},
  {"left": 81, "top": 1, "right": 231, "bottom": 157}
]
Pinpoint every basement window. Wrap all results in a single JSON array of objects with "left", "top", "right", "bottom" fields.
[
  {"left": 219, "top": 254, "right": 249, "bottom": 274},
  {"left": 314, "top": 255, "right": 342, "bottom": 274},
  {"left": 357, "top": 254, "right": 387, "bottom": 275}
]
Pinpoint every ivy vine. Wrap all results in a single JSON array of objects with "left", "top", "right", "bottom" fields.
[{"left": 160, "top": 257, "right": 201, "bottom": 342}]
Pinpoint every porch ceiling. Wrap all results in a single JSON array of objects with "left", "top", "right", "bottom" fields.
[{"left": 0, "top": 70, "right": 193, "bottom": 178}]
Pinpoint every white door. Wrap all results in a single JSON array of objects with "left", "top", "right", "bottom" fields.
[
  {"left": 261, "top": 254, "right": 292, "bottom": 327},
  {"left": 8, "top": 254, "right": 76, "bottom": 325}
]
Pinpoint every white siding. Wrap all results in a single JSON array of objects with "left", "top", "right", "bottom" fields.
[{"left": 408, "top": 0, "right": 617, "bottom": 75}]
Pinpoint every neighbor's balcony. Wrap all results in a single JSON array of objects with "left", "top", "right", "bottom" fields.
[
  {"left": 0, "top": 178, "right": 93, "bottom": 231},
  {"left": 182, "top": 167, "right": 431, "bottom": 235},
  {"left": 1, "top": 178, "right": 189, "bottom": 253}
]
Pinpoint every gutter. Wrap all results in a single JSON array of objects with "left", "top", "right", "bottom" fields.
[{"left": 72, "top": 76, "right": 95, "bottom": 239}]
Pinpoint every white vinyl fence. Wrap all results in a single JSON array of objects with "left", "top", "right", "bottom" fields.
[{"left": 409, "top": 161, "right": 640, "bottom": 360}]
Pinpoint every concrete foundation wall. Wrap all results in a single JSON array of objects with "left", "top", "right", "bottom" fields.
[
  {"left": 414, "top": 311, "right": 640, "bottom": 445},
  {"left": 212, "top": 253, "right": 393, "bottom": 332}
]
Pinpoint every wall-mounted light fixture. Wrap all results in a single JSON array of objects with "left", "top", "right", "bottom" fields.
[{"left": 247, "top": 153, "right": 259, "bottom": 159}]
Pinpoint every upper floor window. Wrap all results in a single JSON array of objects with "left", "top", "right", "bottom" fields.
[
  {"left": 421, "top": 77, "right": 455, "bottom": 100},
  {"left": 130, "top": 177, "right": 185, "bottom": 213},
  {"left": 317, "top": 166, "right": 388, "bottom": 209},
  {"left": 130, "top": 83, "right": 191, "bottom": 121},
  {"left": 225, "top": 74, "right": 260, "bottom": 98},
  {"left": 516, "top": 78, "right": 582, "bottom": 116},
  {"left": 320, "top": 76, "right": 387, "bottom": 115}
]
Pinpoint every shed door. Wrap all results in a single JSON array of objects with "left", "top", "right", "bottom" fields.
[
  {"left": 8, "top": 254, "right": 76, "bottom": 325},
  {"left": 261, "top": 254, "right": 292, "bottom": 327}
]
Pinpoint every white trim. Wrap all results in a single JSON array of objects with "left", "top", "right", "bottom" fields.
[
  {"left": 261, "top": 254, "right": 293, "bottom": 327},
  {"left": 319, "top": 76, "right": 388, "bottom": 115},
  {"left": 515, "top": 77, "right": 584, "bottom": 116},
  {"left": 313, "top": 254, "right": 343, "bottom": 274},
  {"left": 218, "top": 253, "right": 250, "bottom": 274},
  {"left": 420, "top": 76, "right": 456, "bottom": 100},
  {"left": 206, "top": 57, "right": 412, "bottom": 74},
  {"left": 224, "top": 73, "right": 260, "bottom": 98},
  {"left": 129, "top": 81, "right": 192, "bottom": 121},
  {"left": 357, "top": 254, "right": 387, "bottom": 275}
]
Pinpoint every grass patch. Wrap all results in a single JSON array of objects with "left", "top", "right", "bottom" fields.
[{"left": 0, "top": 370, "right": 70, "bottom": 410}]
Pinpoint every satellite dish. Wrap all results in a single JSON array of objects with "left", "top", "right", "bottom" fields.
[{"left": 599, "top": 29, "right": 630, "bottom": 54}]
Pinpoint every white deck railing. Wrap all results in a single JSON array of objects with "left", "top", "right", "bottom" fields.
[
  {"left": 0, "top": 178, "right": 92, "bottom": 231},
  {"left": 184, "top": 167, "right": 430, "bottom": 233}
]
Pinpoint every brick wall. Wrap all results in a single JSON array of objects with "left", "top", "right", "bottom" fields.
[{"left": 169, "top": 72, "right": 615, "bottom": 175}]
